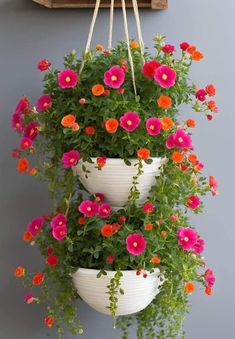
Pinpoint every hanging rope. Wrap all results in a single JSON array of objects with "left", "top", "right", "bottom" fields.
[
  {"left": 132, "top": 0, "right": 145, "bottom": 60},
  {"left": 108, "top": 0, "right": 115, "bottom": 49},
  {"left": 121, "top": 0, "right": 137, "bottom": 97}
]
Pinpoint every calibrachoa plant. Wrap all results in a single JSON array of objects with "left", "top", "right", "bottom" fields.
[{"left": 12, "top": 35, "right": 218, "bottom": 339}]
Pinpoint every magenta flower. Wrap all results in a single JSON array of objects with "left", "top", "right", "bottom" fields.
[
  {"left": 50, "top": 214, "right": 67, "bottom": 229},
  {"left": 11, "top": 148, "right": 21, "bottom": 159},
  {"left": 36, "top": 94, "right": 52, "bottom": 111},
  {"left": 192, "top": 238, "right": 204, "bottom": 254},
  {"left": 146, "top": 117, "right": 162, "bottom": 136},
  {"left": 62, "top": 150, "right": 80, "bottom": 168},
  {"left": 196, "top": 89, "right": 207, "bottom": 102},
  {"left": 143, "top": 202, "right": 155, "bottom": 214},
  {"left": 126, "top": 233, "right": 147, "bottom": 256},
  {"left": 186, "top": 195, "right": 200, "bottom": 209},
  {"left": 154, "top": 65, "right": 176, "bottom": 88},
  {"left": 58, "top": 69, "right": 78, "bottom": 89},
  {"left": 98, "top": 203, "right": 111, "bottom": 218},
  {"left": 15, "top": 96, "right": 30, "bottom": 114},
  {"left": 166, "top": 133, "right": 175, "bottom": 149},
  {"left": 78, "top": 200, "right": 99, "bottom": 217},
  {"left": 27, "top": 217, "right": 44, "bottom": 236},
  {"left": 174, "top": 129, "right": 192, "bottom": 148},
  {"left": 180, "top": 42, "right": 190, "bottom": 51},
  {"left": 20, "top": 137, "right": 32, "bottom": 150},
  {"left": 24, "top": 122, "right": 39, "bottom": 141},
  {"left": 94, "top": 193, "right": 105, "bottom": 204},
  {"left": 142, "top": 60, "right": 161, "bottom": 78},
  {"left": 52, "top": 225, "right": 67, "bottom": 241},
  {"left": 209, "top": 176, "right": 218, "bottom": 196},
  {"left": 177, "top": 227, "right": 198, "bottom": 251},
  {"left": 106, "top": 256, "right": 115, "bottom": 264},
  {"left": 24, "top": 293, "right": 35, "bottom": 304},
  {"left": 204, "top": 269, "right": 215, "bottom": 287},
  {"left": 11, "top": 113, "right": 24, "bottom": 133},
  {"left": 104, "top": 65, "right": 125, "bottom": 89},
  {"left": 162, "top": 44, "right": 175, "bottom": 53},
  {"left": 120, "top": 112, "right": 141, "bottom": 132}
]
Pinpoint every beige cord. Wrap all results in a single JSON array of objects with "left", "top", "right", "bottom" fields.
[
  {"left": 132, "top": 0, "right": 145, "bottom": 60},
  {"left": 108, "top": 0, "right": 115, "bottom": 49}
]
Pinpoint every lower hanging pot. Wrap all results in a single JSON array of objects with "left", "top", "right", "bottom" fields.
[{"left": 72, "top": 268, "right": 162, "bottom": 316}]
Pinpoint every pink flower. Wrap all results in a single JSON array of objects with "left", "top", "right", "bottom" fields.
[
  {"left": 52, "top": 225, "right": 67, "bottom": 240},
  {"left": 62, "top": 150, "right": 80, "bottom": 168},
  {"left": 142, "top": 60, "right": 161, "bottom": 78},
  {"left": 20, "top": 137, "right": 32, "bottom": 150},
  {"left": 27, "top": 217, "right": 44, "bottom": 236},
  {"left": 162, "top": 44, "right": 175, "bottom": 53},
  {"left": 194, "top": 161, "right": 204, "bottom": 172},
  {"left": 15, "top": 96, "right": 30, "bottom": 114},
  {"left": 143, "top": 202, "right": 154, "bottom": 214},
  {"left": 146, "top": 117, "right": 162, "bottom": 136},
  {"left": 204, "top": 269, "right": 215, "bottom": 287},
  {"left": 94, "top": 193, "right": 105, "bottom": 204},
  {"left": 166, "top": 129, "right": 192, "bottom": 149},
  {"left": 50, "top": 214, "right": 67, "bottom": 228},
  {"left": 58, "top": 69, "right": 78, "bottom": 89},
  {"left": 104, "top": 66, "right": 125, "bottom": 89},
  {"left": 24, "top": 122, "right": 39, "bottom": 141},
  {"left": 209, "top": 176, "right": 218, "bottom": 196},
  {"left": 37, "top": 59, "right": 51, "bottom": 71},
  {"left": 166, "top": 133, "right": 175, "bottom": 149},
  {"left": 196, "top": 89, "right": 207, "bottom": 102},
  {"left": 24, "top": 293, "right": 35, "bottom": 304},
  {"left": 180, "top": 42, "right": 190, "bottom": 51},
  {"left": 171, "top": 214, "right": 179, "bottom": 222},
  {"left": 98, "top": 203, "right": 111, "bottom": 218},
  {"left": 154, "top": 65, "right": 176, "bottom": 88},
  {"left": 126, "top": 233, "right": 147, "bottom": 256},
  {"left": 192, "top": 238, "right": 204, "bottom": 254},
  {"left": 36, "top": 95, "right": 52, "bottom": 111},
  {"left": 186, "top": 195, "right": 200, "bottom": 209},
  {"left": 177, "top": 227, "right": 198, "bottom": 251},
  {"left": 120, "top": 112, "right": 141, "bottom": 132},
  {"left": 11, "top": 148, "right": 21, "bottom": 158},
  {"left": 11, "top": 113, "right": 24, "bottom": 133},
  {"left": 78, "top": 200, "right": 99, "bottom": 217},
  {"left": 106, "top": 256, "right": 115, "bottom": 264}
]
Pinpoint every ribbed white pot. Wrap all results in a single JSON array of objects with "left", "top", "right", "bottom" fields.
[
  {"left": 73, "top": 157, "right": 165, "bottom": 210},
  {"left": 72, "top": 268, "right": 162, "bottom": 316}
]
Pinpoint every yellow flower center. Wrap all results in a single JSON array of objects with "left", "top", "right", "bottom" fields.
[
  {"left": 43, "top": 102, "right": 48, "bottom": 108},
  {"left": 60, "top": 230, "right": 65, "bottom": 236},
  {"left": 65, "top": 76, "right": 71, "bottom": 83},
  {"left": 111, "top": 75, "right": 117, "bottom": 81},
  {"left": 133, "top": 242, "right": 138, "bottom": 247},
  {"left": 87, "top": 207, "right": 92, "bottom": 211},
  {"left": 150, "top": 124, "right": 155, "bottom": 130},
  {"left": 35, "top": 225, "right": 38, "bottom": 230},
  {"left": 162, "top": 74, "right": 168, "bottom": 80},
  {"left": 127, "top": 120, "right": 132, "bottom": 126},
  {"left": 178, "top": 137, "right": 183, "bottom": 143},
  {"left": 184, "top": 236, "right": 189, "bottom": 242},
  {"left": 59, "top": 221, "right": 63, "bottom": 225},
  {"left": 70, "top": 158, "right": 75, "bottom": 163}
]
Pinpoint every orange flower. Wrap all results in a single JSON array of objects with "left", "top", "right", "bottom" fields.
[
  {"left": 186, "top": 118, "right": 196, "bottom": 128},
  {"left": 61, "top": 114, "right": 76, "bottom": 128},
  {"left": 130, "top": 40, "right": 139, "bottom": 49},
  {"left": 171, "top": 151, "right": 184, "bottom": 163},
  {"left": 17, "top": 158, "right": 29, "bottom": 173},
  {"left": 192, "top": 50, "right": 204, "bottom": 61},
  {"left": 32, "top": 272, "right": 44, "bottom": 286},
  {"left": 205, "top": 285, "right": 212, "bottom": 296},
  {"left": 145, "top": 223, "right": 153, "bottom": 231},
  {"left": 137, "top": 148, "right": 150, "bottom": 160},
  {"left": 85, "top": 126, "right": 95, "bottom": 135},
  {"left": 151, "top": 256, "right": 161, "bottom": 264},
  {"left": 96, "top": 44, "right": 103, "bottom": 51},
  {"left": 105, "top": 118, "right": 119, "bottom": 134},
  {"left": 157, "top": 95, "right": 172, "bottom": 109},
  {"left": 44, "top": 316, "right": 55, "bottom": 328},
  {"left": 184, "top": 281, "right": 195, "bottom": 293},
  {"left": 92, "top": 84, "right": 105, "bottom": 96},
  {"left": 188, "top": 154, "right": 198, "bottom": 164},
  {"left": 187, "top": 45, "right": 197, "bottom": 55},
  {"left": 77, "top": 216, "right": 86, "bottom": 225},
  {"left": 101, "top": 224, "right": 114, "bottom": 237},
  {"left": 161, "top": 116, "right": 174, "bottom": 131},
  {"left": 161, "top": 230, "right": 167, "bottom": 237},
  {"left": 29, "top": 167, "right": 37, "bottom": 176},
  {"left": 23, "top": 231, "right": 33, "bottom": 242},
  {"left": 14, "top": 266, "right": 25, "bottom": 278}
]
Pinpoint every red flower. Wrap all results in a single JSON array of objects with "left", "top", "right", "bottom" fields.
[
  {"left": 37, "top": 59, "right": 51, "bottom": 71},
  {"left": 142, "top": 60, "right": 161, "bottom": 78},
  {"left": 44, "top": 316, "right": 55, "bottom": 328},
  {"left": 101, "top": 224, "right": 114, "bottom": 237},
  {"left": 196, "top": 89, "right": 207, "bottom": 102},
  {"left": 143, "top": 202, "right": 154, "bottom": 214},
  {"left": 96, "top": 156, "right": 106, "bottom": 168},
  {"left": 46, "top": 255, "right": 58, "bottom": 267},
  {"left": 162, "top": 44, "right": 175, "bottom": 53},
  {"left": 180, "top": 42, "right": 190, "bottom": 51},
  {"left": 32, "top": 273, "right": 44, "bottom": 286}
]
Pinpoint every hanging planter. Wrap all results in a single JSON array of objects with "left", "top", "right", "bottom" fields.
[
  {"left": 12, "top": 0, "right": 219, "bottom": 337},
  {"left": 73, "top": 157, "right": 165, "bottom": 209}
]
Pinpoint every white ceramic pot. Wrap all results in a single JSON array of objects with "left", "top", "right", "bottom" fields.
[
  {"left": 73, "top": 157, "right": 165, "bottom": 210},
  {"left": 72, "top": 268, "right": 162, "bottom": 316}
]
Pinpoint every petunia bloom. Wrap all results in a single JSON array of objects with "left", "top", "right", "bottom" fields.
[
  {"left": 17, "top": 158, "right": 29, "bottom": 173},
  {"left": 209, "top": 176, "right": 218, "bottom": 196},
  {"left": 44, "top": 316, "right": 55, "bottom": 328},
  {"left": 120, "top": 112, "right": 141, "bottom": 132},
  {"left": 126, "top": 233, "right": 146, "bottom": 256},
  {"left": 204, "top": 269, "right": 215, "bottom": 287},
  {"left": 186, "top": 195, "right": 200, "bottom": 209},
  {"left": 20, "top": 137, "right": 32, "bottom": 150},
  {"left": 196, "top": 89, "right": 207, "bottom": 102},
  {"left": 24, "top": 293, "right": 36, "bottom": 304},
  {"left": 98, "top": 203, "right": 111, "bottom": 218},
  {"left": 166, "top": 129, "right": 192, "bottom": 149},
  {"left": 142, "top": 60, "right": 160, "bottom": 78},
  {"left": 104, "top": 65, "right": 125, "bottom": 89},
  {"left": 162, "top": 44, "right": 175, "bottom": 53},
  {"left": 96, "top": 156, "right": 106, "bottom": 168},
  {"left": 24, "top": 122, "right": 39, "bottom": 141},
  {"left": 180, "top": 42, "right": 190, "bottom": 51},
  {"left": 11, "top": 113, "right": 24, "bottom": 133},
  {"left": 101, "top": 224, "right": 114, "bottom": 237},
  {"left": 146, "top": 117, "right": 162, "bottom": 136},
  {"left": 192, "top": 238, "right": 204, "bottom": 254},
  {"left": 37, "top": 59, "right": 51, "bottom": 71},
  {"left": 52, "top": 225, "right": 67, "bottom": 240},
  {"left": 27, "top": 217, "right": 44, "bottom": 236},
  {"left": 154, "top": 65, "right": 176, "bottom": 88},
  {"left": 58, "top": 69, "right": 78, "bottom": 89},
  {"left": 206, "top": 84, "right": 216, "bottom": 96},
  {"left": 94, "top": 193, "right": 105, "bottom": 204},
  {"left": 32, "top": 273, "right": 44, "bottom": 286},
  {"left": 11, "top": 148, "right": 21, "bottom": 159},
  {"left": 78, "top": 200, "right": 99, "bottom": 217},
  {"left": 62, "top": 150, "right": 80, "bottom": 167},
  {"left": 46, "top": 255, "right": 58, "bottom": 267},
  {"left": 177, "top": 227, "right": 198, "bottom": 251},
  {"left": 36, "top": 94, "right": 52, "bottom": 111},
  {"left": 143, "top": 202, "right": 155, "bottom": 214},
  {"left": 50, "top": 213, "right": 67, "bottom": 228},
  {"left": 15, "top": 96, "right": 30, "bottom": 114}
]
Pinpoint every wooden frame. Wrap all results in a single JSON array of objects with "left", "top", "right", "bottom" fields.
[{"left": 33, "top": 0, "right": 168, "bottom": 9}]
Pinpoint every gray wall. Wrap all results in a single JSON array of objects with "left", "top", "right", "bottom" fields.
[{"left": 0, "top": 0, "right": 234, "bottom": 338}]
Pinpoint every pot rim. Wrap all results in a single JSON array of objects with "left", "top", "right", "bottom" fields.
[
  {"left": 79, "top": 157, "right": 167, "bottom": 165},
  {"left": 72, "top": 267, "right": 161, "bottom": 277}
]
